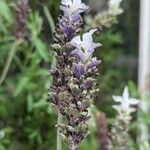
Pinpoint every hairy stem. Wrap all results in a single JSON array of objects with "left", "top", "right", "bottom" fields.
[
  {"left": 57, "top": 113, "right": 62, "bottom": 150},
  {"left": 0, "top": 39, "right": 21, "bottom": 86}
]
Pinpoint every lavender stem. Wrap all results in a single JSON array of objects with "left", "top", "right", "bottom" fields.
[{"left": 57, "top": 113, "right": 62, "bottom": 150}]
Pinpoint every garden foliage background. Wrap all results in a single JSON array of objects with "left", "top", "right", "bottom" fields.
[{"left": 0, "top": 0, "right": 142, "bottom": 149}]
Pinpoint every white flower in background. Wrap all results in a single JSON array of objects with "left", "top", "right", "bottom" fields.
[
  {"left": 61, "top": 0, "right": 89, "bottom": 17},
  {"left": 112, "top": 87, "right": 140, "bottom": 114},
  {"left": 71, "top": 29, "right": 101, "bottom": 60},
  {"left": 111, "top": 87, "right": 140, "bottom": 149},
  {"left": 108, "top": 0, "right": 123, "bottom": 15}
]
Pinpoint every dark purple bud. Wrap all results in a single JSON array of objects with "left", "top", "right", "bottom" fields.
[
  {"left": 82, "top": 78, "right": 95, "bottom": 90},
  {"left": 73, "top": 63, "right": 85, "bottom": 79},
  {"left": 60, "top": 23, "right": 75, "bottom": 39},
  {"left": 87, "top": 58, "right": 101, "bottom": 70}
]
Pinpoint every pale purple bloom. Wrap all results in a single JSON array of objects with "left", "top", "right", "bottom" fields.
[
  {"left": 60, "top": 0, "right": 89, "bottom": 18},
  {"left": 73, "top": 62, "right": 85, "bottom": 78},
  {"left": 87, "top": 57, "right": 101, "bottom": 69},
  {"left": 59, "top": 0, "right": 86, "bottom": 40},
  {"left": 71, "top": 29, "right": 101, "bottom": 60}
]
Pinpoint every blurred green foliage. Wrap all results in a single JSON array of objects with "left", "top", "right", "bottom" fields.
[{"left": 0, "top": 0, "right": 140, "bottom": 150}]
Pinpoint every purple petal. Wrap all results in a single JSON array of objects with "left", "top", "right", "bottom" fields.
[
  {"left": 71, "top": 49, "right": 84, "bottom": 61},
  {"left": 71, "top": 13, "right": 82, "bottom": 24},
  {"left": 73, "top": 63, "right": 85, "bottom": 78},
  {"left": 64, "top": 26, "right": 75, "bottom": 39},
  {"left": 87, "top": 58, "right": 101, "bottom": 69},
  {"left": 59, "top": 20, "right": 75, "bottom": 39}
]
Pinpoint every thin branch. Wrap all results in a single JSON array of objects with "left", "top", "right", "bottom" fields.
[{"left": 0, "top": 39, "right": 21, "bottom": 86}]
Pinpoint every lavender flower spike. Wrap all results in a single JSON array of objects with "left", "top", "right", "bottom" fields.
[{"left": 48, "top": 0, "right": 101, "bottom": 149}]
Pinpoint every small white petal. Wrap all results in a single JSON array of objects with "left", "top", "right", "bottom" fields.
[
  {"left": 112, "top": 105, "right": 120, "bottom": 111},
  {"left": 71, "top": 36, "right": 81, "bottom": 45},
  {"left": 123, "top": 87, "right": 129, "bottom": 100},
  {"left": 73, "top": 0, "right": 81, "bottom": 5},
  {"left": 112, "top": 96, "right": 123, "bottom": 102},
  {"left": 61, "top": 0, "right": 72, "bottom": 5},
  {"left": 129, "top": 98, "right": 140, "bottom": 105},
  {"left": 89, "top": 28, "right": 98, "bottom": 35}
]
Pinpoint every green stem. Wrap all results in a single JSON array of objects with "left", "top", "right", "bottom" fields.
[
  {"left": 43, "top": 5, "right": 55, "bottom": 34},
  {"left": 57, "top": 113, "right": 62, "bottom": 150},
  {"left": 0, "top": 39, "right": 21, "bottom": 86}
]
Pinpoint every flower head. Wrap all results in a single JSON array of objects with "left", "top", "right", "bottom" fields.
[
  {"left": 71, "top": 29, "right": 101, "bottom": 60},
  {"left": 112, "top": 87, "right": 139, "bottom": 113},
  {"left": 109, "top": 0, "right": 123, "bottom": 15},
  {"left": 61, "top": 0, "right": 89, "bottom": 18},
  {"left": 110, "top": 87, "right": 140, "bottom": 149}
]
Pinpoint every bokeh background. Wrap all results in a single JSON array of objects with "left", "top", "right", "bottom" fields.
[{"left": 1, "top": 0, "right": 150, "bottom": 150}]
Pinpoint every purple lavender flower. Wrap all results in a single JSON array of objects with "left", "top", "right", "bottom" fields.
[
  {"left": 87, "top": 57, "right": 101, "bottom": 69},
  {"left": 48, "top": 0, "right": 101, "bottom": 149},
  {"left": 71, "top": 29, "right": 101, "bottom": 61},
  {"left": 60, "top": 0, "right": 89, "bottom": 19},
  {"left": 57, "top": 0, "right": 88, "bottom": 41}
]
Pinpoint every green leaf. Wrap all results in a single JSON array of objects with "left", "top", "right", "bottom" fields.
[
  {"left": 0, "top": 1, "right": 12, "bottom": 22},
  {"left": 14, "top": 77, "right": 30, "bottom": 96},
  {"left": 33, "top": 100, "right": 47, "bottom": 109},
  {"left": 35, "top": 69, "right": 49, "bottom": 76},
  {"left": 35, "top": 38, "right": 49, "bottom": 62},
  {"left": 0, "top": 145, "right": 6, "bottom": 150}
]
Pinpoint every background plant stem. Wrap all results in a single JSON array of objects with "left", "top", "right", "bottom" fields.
[
  {"left": 0, "top": 39, "right": 21, "bottom": 86},
  {"left": 43, "top": 5, "right": 55, "bottom": 34}
]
